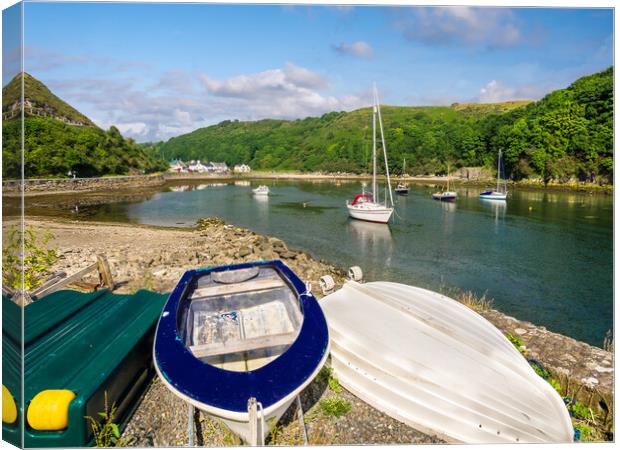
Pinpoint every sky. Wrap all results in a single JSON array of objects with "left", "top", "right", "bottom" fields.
[{"left": 2, "top": 1, "right": 614, "bottom": 142}]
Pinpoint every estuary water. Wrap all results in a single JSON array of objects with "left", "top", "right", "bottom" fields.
[{"left": 14, "top": 179, "right": 613, "bottom": 346}]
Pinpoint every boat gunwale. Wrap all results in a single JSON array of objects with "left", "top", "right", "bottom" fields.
[{"left": 153, "top": 260, "right": 330, "bottom": 414}]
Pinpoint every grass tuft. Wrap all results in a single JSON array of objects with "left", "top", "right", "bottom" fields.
[
  {"left": 456, "top": 290, "right": 493, "bottom": 312},
  {"left": 319, "top": 397, "right": 351, "bottom": 418}
]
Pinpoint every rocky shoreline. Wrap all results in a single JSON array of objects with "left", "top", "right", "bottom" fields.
[
  {"left": 15, "top": 217, "right": 615, "bottom": 443},
  {"left": 2, "top": 174, "right": 165, "bottom": 196},
  {"left": 2, "top": 171, "right": 612, "bottom": 197}
]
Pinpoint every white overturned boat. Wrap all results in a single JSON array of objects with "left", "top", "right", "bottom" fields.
[
  {"left": 154, "top": 261, "right": 329, "bottom": 444},
  {"left": 321, "top": 281, "right": 573, "bottom": 443},
  {"left": 253, "top": 185, "right": 270, "bottom": 196}
]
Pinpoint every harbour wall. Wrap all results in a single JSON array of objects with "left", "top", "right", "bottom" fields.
[{"left": 2, "top": 174, "right": 165, "bottom": 195}]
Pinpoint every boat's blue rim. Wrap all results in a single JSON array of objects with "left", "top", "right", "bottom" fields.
[{"left": 154, "top": 260, "right": 329, "bottom": 412}]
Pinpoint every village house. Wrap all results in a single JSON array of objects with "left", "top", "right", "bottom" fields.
[
  {"left": 233, "top": 164, "right": 251, "bottom": 173},
  {"left": 168, "top": 159, "right": 187, "bottom": 173},
  {"left": 188, "top": 160, "right": 209, "bottom": 173},
  {"left": 206, "top": 162, "right": 229, "bottom": 173}
]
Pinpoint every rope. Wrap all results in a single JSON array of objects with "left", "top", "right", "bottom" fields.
[
  {"left": 257, "top": 401, "right": 266, "bottom": 446},
  {"left": 187, "top": 403, "right": 194, "bottom": 447},
  {"left": 393, "top": 207, "right": 404, "bottom": 222},
  {"left": 296, "top": 396, "right": 309, "bottom": 445}
]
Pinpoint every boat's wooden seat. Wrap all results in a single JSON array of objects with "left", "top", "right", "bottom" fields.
[
  {"left": 191, "top": 277, "right": 286, "bottom": 299},
  {"left": 189, "top": 330, "right": 298, "bottom": 359}
]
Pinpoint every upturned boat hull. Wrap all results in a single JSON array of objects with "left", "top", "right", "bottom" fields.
[{"left": 321, "top": 281, "right": 574, "bottom": 443}]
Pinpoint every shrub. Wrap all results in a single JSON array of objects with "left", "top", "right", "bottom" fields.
[{"left": 2, "top": 226, "right": 58, "bottom": 291}]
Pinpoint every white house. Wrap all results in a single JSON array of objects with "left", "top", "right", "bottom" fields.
[
  {"left": 188, "top": 160, "right": 209, "bottom": 173},
  {"left": 206, "top": 162, "right": 229, "bottom": 173},
  {"left": 169, "top": 160, "right": 187, "bottom": 173},
  {"left": 234, "top": 164, "right": 251, "bottom": 173}
]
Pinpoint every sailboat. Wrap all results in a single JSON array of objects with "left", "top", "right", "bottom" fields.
[
  {"left": 432, "top": 164, "right": 457, "bottom": 201},
  {"left": 347, "top": 85, "right": 394, "bottom": 223},
  {"left": 395, "top": 158, "right": 409, "bottom": 195},
  {"left": 480, "top": 149, "right": 508, "bottom": 200}
]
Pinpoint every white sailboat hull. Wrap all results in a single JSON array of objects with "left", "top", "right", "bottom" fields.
[
  {"left": 347, "top": 202, "right": 393, "bottom": 223},
  {"left": 480, "top": 191, "right": 507, "bottom": 200},
  {"left": 432, "top": 191, "right": 457, "bottom": 201},
  {"left": 321, "top": 281, "right": 574, "bottom": 444}
]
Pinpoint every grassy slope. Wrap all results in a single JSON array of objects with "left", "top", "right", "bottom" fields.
[
  {"left": 2, "top": 72, "right": 95, "bottom": 126},
  {"left": 155, "top": 67, "right": 613, "bottom": 183}
]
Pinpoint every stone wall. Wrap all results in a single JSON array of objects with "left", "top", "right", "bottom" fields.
[
  {"left": 2, "top": 174, "right": 165, "bottom": 195},
  {"left": 457, "top": 166, "right": 493, "bottom": 180},
  {"left": 481, "top": 309, "right": 614, "bottom": 429}
]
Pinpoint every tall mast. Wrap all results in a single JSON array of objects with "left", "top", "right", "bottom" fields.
[
  {"left": 372, "top": 92, "right": 377, "bottom": 201},
  {"left": 374, "top": 84, "right": 394, "bottom": 207},
  {"left": 497, "top": 150, "right": 501, "bottom": 192}
]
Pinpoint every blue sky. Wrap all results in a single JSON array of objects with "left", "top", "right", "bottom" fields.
[{"left": 4, "top": 2, "right": 614, "bottom": 142}]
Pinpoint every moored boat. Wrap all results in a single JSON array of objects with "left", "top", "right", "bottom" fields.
[
  {"left": 431, "top": 191, "right": 457, "bottom": 201},
  {"left": 347, "top": 193, "right": 394, "bottom": 223},
  {"left": 253, "top": 185, "right": 270, "bottom": 196},
  {"left": 432, "top": 165, "right": 457, "bottom": 201},
  {"left": 321, "top": 281, "right": 574, "bottom": 443},
  {"left": 395, "top": 159, "right": 409, "bottom": 195},
  {"left": 395, "top": 183, "right": 409, "bottom": 195},
  {"left": 347, "top": 84, "right": 394, "bottom": 223},
  {"left": 153, "top": 260, "right": 329, "bottom": 444},
  {"left": 480, "top": 149, "right": 508, "bottom": 201}
]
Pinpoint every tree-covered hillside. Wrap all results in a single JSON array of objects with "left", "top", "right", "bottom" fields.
[
  {"left": 492, "top": 67, "right": 613, "bottom": 183},
  {"left": 154, "top": 67, "right": 613, "bottom": 184},
  {"left": 2, "top": 73, "right": 167, "bottom": 179}
]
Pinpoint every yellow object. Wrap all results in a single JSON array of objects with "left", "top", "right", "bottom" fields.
[
  {"left": 27, "top": 390, "right": 75, "bottom": 430},
  {"left": 2, "top": 385, "right": 18, "bottom": 424}
]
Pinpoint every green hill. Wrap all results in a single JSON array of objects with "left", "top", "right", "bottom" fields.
[
  {"left": 154, "top": 67, "right": 613, "bottom": 183},
  {"left": 2, "top": 72, "right": 94, "bottom": 126},
  {"left": 2, "top": 73, "right": 167, "bottom": 179}
]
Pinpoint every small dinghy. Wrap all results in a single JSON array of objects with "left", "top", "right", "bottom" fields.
[
  {"left": 154, "top": 261, "right": 329, "bottom": 444},
  {"left": 321, "top": 281, "right": 573, "bottom": 444},
  {"left": 253, "top": 185, "right": 270, "bottom": 196}
]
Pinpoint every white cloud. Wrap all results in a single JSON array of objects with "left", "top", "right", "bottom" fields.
[
  {"left": 477, "top": 79, "right": 542, "bottom": 103},
  {"left": 282, "top": 63, "right": 327, "bottom": 89},
  {"left": 332, "top": 41, "right": 374, "bottom": 58},
  {"left": 396, "top": 7, "right": 522, "bottom": 48},
  {"left": 478, "top": 80, "right": 515, "bottom": 103},
  {"left": 47, "top": 63, "right": 365, "bottom": 142},
  {"left": 200, "top": 63, "right": 327, "bottom": 98},
  {"left": 115, "top": 122, "right": 148, "bottom": 137}
]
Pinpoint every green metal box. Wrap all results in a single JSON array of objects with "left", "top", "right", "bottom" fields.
[{"left": 2, "top": 289, "right": 167, "bottom": 447}]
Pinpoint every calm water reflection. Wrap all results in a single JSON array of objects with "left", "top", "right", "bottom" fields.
[{"left": 9, "top": 180, "right": 613, "bottom": 346}]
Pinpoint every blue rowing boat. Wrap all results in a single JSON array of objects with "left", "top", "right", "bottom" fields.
[{"left": 153, "top": 260, "right": 329, "bottom": 444}]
